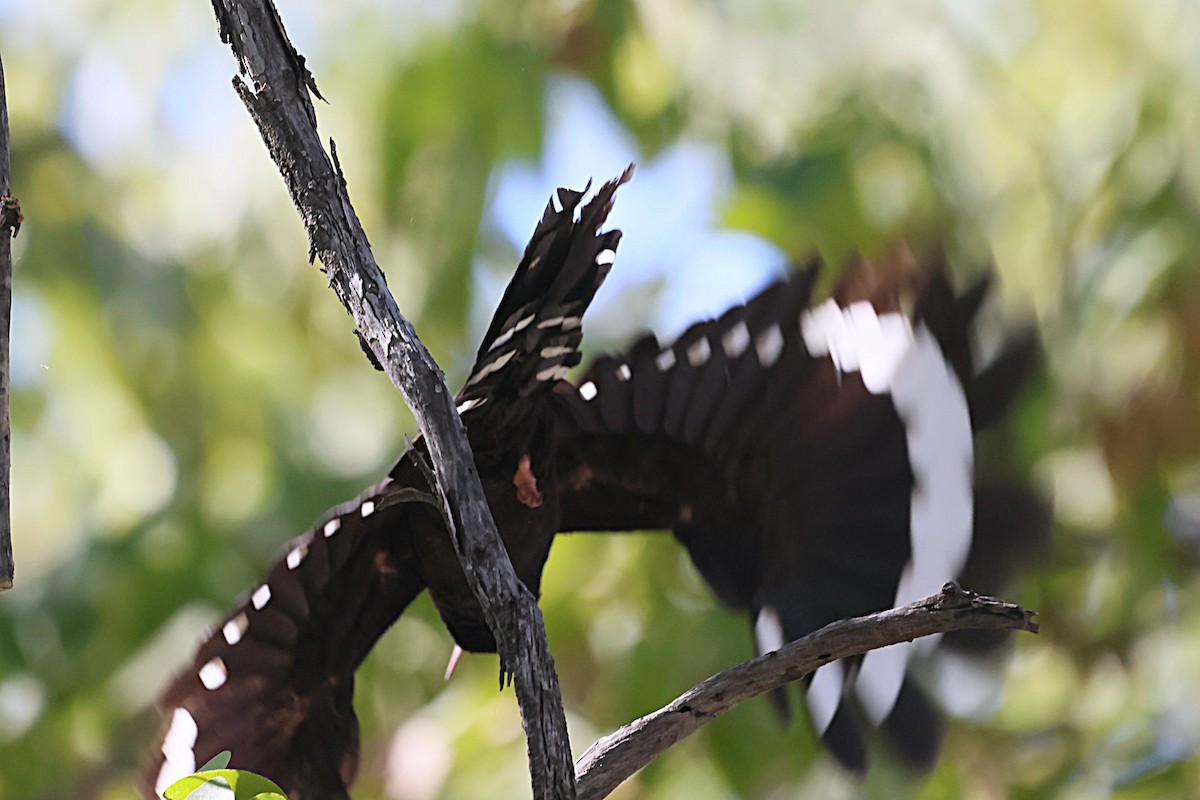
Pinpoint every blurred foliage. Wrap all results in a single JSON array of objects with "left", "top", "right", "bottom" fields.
[{"left": 2, "top": 0, "right": 1200, "bottom": 798}]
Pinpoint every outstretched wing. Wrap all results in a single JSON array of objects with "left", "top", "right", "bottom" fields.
[
  {"left": 144, "top": 172, "right": 632, "bottom": 799},
  {"left": 142, "top": 462, "right": 437, "bottom": 800},
  {"left": 553, "top": 249, "right": 1048, "bottom": 771}
]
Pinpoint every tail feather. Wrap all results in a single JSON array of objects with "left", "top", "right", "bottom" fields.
[
  {"left": 968, "top": 328, "right": 1040, "bottom": 430},
  {"left": 464, "top": 167, "right": 631, "bottom": 405},
  {"left": 880, "top": 678, "right": 945, "bottom": 771}
]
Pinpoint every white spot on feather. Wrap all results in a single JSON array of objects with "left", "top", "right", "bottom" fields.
[
  {"left": 655, "top": 349, "right": 676, "bottom": 372},
  {"left": 722, "top": 321, "right": 751, "bottom": 358},
  {"left": 251, "top": 584, "right": 271, "bottom": 610},
  {"left": 156, "top": 708, "right": 198, "bottom": 796},
  {"left": 754, "top": 325, "right": 784, "bottom": 367},
  {"left": 199, "top": 657, "right": 228, "bottom": 690},
  {"left": 286, "top": 543, "right": 308, "bottom": 570},
  {"left": 361, "top": 500, "right": 376, "bottom": 517},
  {"left": 616, "top": 363, "right": 632, "bottom": 381},
  {"left": 468, "top": 349, "right": 516, "bottom": 385},
  {"left": 596, "top": 248, "right": 617, "bottom": 265},
  {"left": 456, "top": 397, "right": 486, "bottom": 414},
  {"left": 537, "top": 316, "right": 564, "bottom": 330},
  {"left": 578, "top": 381, "right": 598, "bottom": 401},
  {"left": 686, "top": 337, "right": 711, "bottom": 367},
  {"left": 223, "top": 613, "right": 248, "bottom": 646},
  {"left": 561, "top": 316, "right": 582, "bottom": 330},
  {"left": 488, "top": 327, "right": 514, "bottom": 352},
  {"left": 540, "top": 345, "right": 574, "bottom": 358},
  {"left": 488, "top": 314, "right": 538, "bottom": 353},
  {"left": 323, "top": 518, "right": 341, "bottom": 538},
  {"left": 536, "top": 365, "right": 571, "bottom": 382}
]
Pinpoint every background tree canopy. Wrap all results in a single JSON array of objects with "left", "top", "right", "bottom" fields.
[{"left": 2, "top": 0, "right": 1199, "bottom": 797}]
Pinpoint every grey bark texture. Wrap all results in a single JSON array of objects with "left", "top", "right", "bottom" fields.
[{"left": 207, "top": 2, "right": 575, "bottom": 797}]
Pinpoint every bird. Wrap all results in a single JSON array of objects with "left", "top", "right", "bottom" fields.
[{"left": 142, "top": 169, "right": 1048, "bottom": 799}]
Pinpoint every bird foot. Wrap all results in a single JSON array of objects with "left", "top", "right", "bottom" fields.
[{"left": 513, "top": 454, "right": 543, "bottom": 508}]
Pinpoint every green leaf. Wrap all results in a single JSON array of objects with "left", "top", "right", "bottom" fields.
[
  {"left": 162, "top": 769, "right": 286, "bottom": 800},
  {"left": 198, "top": 751, "right": 232, "bottom": 771}
]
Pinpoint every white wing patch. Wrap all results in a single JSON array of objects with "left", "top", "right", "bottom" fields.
[
  {"left": 807, "top": 660, "right": 846, "bottom": 735},
  {"left": 889, "top": 325, "right": 974, "bottom": 601},
  {"left": 655, "top": 349, "right": 676, "bottom": 372},
  {"left": 800, "top": 299, "right": 910, "bottom": 390},
  {"left": 754, "top": 605, "right": 784, "bottom": 655},
  {"left": 156, "top": 707, "right": 199, "bottom": 796},
  {"left": 856, "top": 641, "right": 912, "bottom": 725},
  {"left": 686, "top": 337, "right": 711, "bottom": 367},
  {"left": 799, "top": 298, "right": 974, "bottom": 727},
  {"left": 323, "top": 518, "right": 341, "bottom": 538},
  {"left": 578, "top": 381, "right": 598, "bottom": 401}
]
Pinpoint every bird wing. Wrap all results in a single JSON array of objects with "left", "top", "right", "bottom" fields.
[
  {"left": 142, "top": 469, "right": 436, "bottom": 800},
  {"left": 553, "top": 249, "right": 1048, "bottom": 771},
  {"left": 144, "top": 172, "right": 632, "bottom": 799}
]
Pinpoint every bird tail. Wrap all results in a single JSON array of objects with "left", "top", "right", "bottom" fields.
[{"left": 458, "top": 166, "right": 631, "bottom": 407}]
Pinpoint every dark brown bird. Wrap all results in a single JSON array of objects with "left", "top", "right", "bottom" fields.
[{"left": 143, "top": 172, "right": 1047, "bottom": 799}]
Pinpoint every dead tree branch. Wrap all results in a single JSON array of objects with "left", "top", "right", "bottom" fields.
[
  {"left": 574, "top": 582, "right": 1038, "bottom": 800},
  {"left": 207, "top": 3, "right": 574, "bottom": 797}
]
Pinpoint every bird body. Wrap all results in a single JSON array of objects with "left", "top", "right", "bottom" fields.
[{"left": 144, "top": 172, "right": 1046, "bottom": 799}]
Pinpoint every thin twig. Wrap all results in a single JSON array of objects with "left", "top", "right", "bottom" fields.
[
  {"left": 207, "top": 2, "right": 574, "bottom": 796},
  {"left": 574, "top": 582, "right": 1038, "bottom": 800},
  {"left": 0, "top": 53, "right": 18, "bottom": 592}
]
